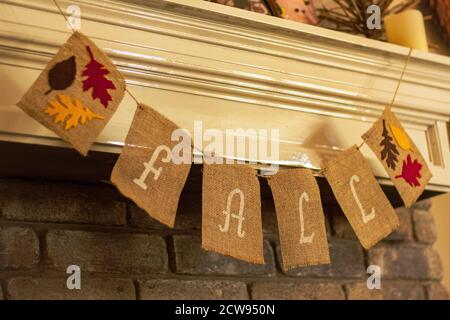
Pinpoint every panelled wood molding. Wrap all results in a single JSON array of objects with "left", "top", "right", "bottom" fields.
[{"left": 0, "top": 0, "right": 449, "bottom": 191}]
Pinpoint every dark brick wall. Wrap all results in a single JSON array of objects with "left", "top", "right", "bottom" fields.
[{"left": 0, "top": 178, "right": 447, "bottom": 300}]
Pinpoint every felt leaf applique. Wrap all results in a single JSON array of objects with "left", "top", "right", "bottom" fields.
[
  {"left": 389, "top": 123, "right": 413, "bottom": 151},
  {"left": 82, "top": 46, "right": 116, "bottom": 108},
  {"left": 395, "top": 154, "right": 422, "bottom": 187},
  {"left": 45, "top": 94, "right": 104, "bottom": 130},
  {"left": 380, "top": 120, "right": 399, "bottom": 170},
  {"left": 45, "top": 56, "right": 76, "bottom": 95}
]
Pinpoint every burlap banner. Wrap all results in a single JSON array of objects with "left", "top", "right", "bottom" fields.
[
  {"left": 14, "top": 20, "right": 433, "bottom": 266},
  {"left": 268, "top": 169, "right": 330, "bottom": 270},
  {"left": 323, "top": 146, "right": 399, "bottom": 249},
  {"left": 111, "top": 104, "right": 191, "bottom": 228},
  {"left": 202, "top": 164, "right": 264, "bottom": 264},
  {"left": 362, "top": 107, "right": 432, "bottom": 208},
  {"left": 17, "top": 32, "right": 125, "bottom": 155}
]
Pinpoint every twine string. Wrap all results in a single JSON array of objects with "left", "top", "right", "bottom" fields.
[
  {"left": 125, "top": 88, "right": 140, "bottom": 105},
  {"left": 52, "top": 0, "right": 76, "bottom": 33},
  {"left": 356, "top": 48, "right": 413, "bottom": 151},
  {"left": 388, "top": 47, "right": 413, "bottom": 110}
]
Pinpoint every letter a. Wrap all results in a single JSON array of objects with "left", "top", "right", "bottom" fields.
[
  {"left": 350, "top": 175, "right": 376, "bottom": 224},
  {"left": 219, "top": 188, "right": 245, "bottom": 238}
]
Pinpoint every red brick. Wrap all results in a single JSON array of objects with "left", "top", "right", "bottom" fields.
[
  {"left": 368, "top": 244, "right": 442, "bottom": 280},
  {"left": 0, "top": 226, "right": 39, "bottom": 270},
  {"left": 346, "top": 282, "right": 424, "bottom": 300},
  {"left": 261, "top": 197, "right": 279, "bottom": 235},
  {"left": 412, "top": 209, "right": 437, "bottom": 244},
  {"left": 426, "top": 283, "right": 449, "bottom": 300},
  {"left": 173, "top": 235, "right": 276, "bottom": 276},
  {"left": 0, "top": 179, "right": 126, "bottom": 226},
  {"left": 329, "top": 206, "right": 412, "bottom": 242},
  {"left": 411, "top": 199, "right": 431, "bottom": 211},
  {"left": 46, "top": 230, "right": 168, "bottom": 274},
  {"left": 251, "top": 282, "right": 345, "bottom": 300},
  {"left": 328, "top": 206, "right": 357, "bottom": 240},
  {"left": 140, "top": 279, "right": 248, "bottom": 300},
  {"left": 386, "top": 207, "right": 413, "bottom": 242},
  {"left": 128, "top": 191, "right": 201, "bottom": 230},
  {"left": 7, "top": 277, "right": 135, "bottom": 300},
  {"left": 280, "top": 239, "right": 365, "bottom": 278}
]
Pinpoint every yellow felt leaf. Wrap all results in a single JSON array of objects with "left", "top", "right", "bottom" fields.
[
  {"left": 389, "top": 123, "right": 413, "bottom": 151},
  {"left": 45, "top": 94, "right": 104, "bottom": 130}
]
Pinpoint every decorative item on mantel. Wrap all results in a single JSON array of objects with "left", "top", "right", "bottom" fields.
[
  {"left": 206, "top": 0, "right": 319, "bottom": 25},
  {"left": 428, "top": 0, "right": 450, "bottom": 44},
  {"left": 384, "top": 9, "right": 429, "bottom": 51},
  {"left": 274, "top": 0, "right": 318, "bottom": 24},
  {"left": 206, "top": 0, "right": 273, "bottom": 15}
]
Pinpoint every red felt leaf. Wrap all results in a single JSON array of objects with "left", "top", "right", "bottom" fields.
[
  {"left": 395, "top": 154, "right": 422, "bottom": 187},
  {"left": 82, "top": 46, "right": 116, "bottom": 108}
]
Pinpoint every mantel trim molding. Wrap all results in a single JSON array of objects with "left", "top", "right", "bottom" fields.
[{"left": 0, "top": 0, "right": 449, "bottom": 191}]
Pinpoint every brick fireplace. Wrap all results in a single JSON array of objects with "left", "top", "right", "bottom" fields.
[{"left": 0, "top": 175, "right": 447, "bottom": 300}]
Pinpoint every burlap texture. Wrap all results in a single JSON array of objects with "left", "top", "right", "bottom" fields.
[
  {"left": 202, "top": 164, "right": 264, "bottom": 264},
  {"left": 17, "top": 32, "right": 125, "bottom": 155},
  {"left": 268, "top": 169, "right": 330, "bottom": 270},
  {"left": 111, "top": 104, "right": 191, "bottom": 228},
  {"left": 323, "top": 146, "right": 399, "bottom": 249},
  {"left": 362, "top": 107, "right": 432, "bottom": 208}
]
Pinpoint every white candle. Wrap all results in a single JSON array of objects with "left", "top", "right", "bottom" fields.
[{"left": 384, "top": 10, "right": 428, "bottom": 51}]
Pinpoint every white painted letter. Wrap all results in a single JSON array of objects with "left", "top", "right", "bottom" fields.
[
  {"left": 350, "top": 175, "right": 376, "bottom": 224},
  {"left": 133, "top": 145, "right": 172, "bottom": 190},
  {"left": 220, "top": 188, "right": 245, "bottom": 238},
  {"left": 299, "top": 192, "right": 315, "bottom": 244}
]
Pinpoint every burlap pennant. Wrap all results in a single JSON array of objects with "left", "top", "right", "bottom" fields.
[
  {"left": 268, "top": 169, "right": 330, "bottom": 270},
  {"left": 202, "top": 164, "right": 264, "bottom": 264},
  {"left": 323, "top": 146, "right": 399, "bottom": 249},
  {"left": 111, "top": 104, "right": 191, "bottom": 228},
  {"left": 17, "top": 32, "right": 125, "bottom": 155},
  {"left": 362, "top": 107, "right": 432, "bottom": 208}
]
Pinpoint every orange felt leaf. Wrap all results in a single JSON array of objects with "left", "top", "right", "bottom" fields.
[
  {"left": 389, "top": 123, "right": 413, "bottom": 151},
  {"left": 45, "top": 94, "right": 104, "bottom": 130}
]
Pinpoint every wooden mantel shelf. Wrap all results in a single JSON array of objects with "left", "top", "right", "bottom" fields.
[{"left": 1, "top": 0, "right": 450, "bottom": 193}]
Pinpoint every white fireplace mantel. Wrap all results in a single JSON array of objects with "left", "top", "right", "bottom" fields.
[{"left": 1, "top": 0, "right": 450, "bottom": 192}]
